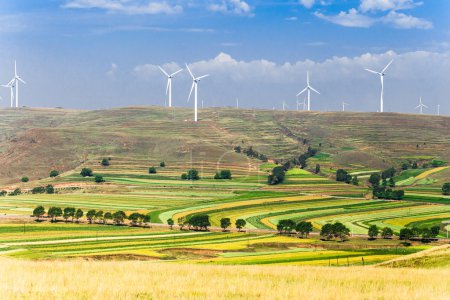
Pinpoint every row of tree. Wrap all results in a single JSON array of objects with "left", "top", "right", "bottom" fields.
[
  {"left": 276, "top": 220, "right": 314, "bottom": 238},
  {"left": 0, "top": 185, "right": 55, "bottom": 197},
  {"left": 176, "top": 215, "right": 247, "bottom": 232},
  {"left": 234, "top": 146, "right": 268, "bottom": 162},
  {"left": 32, "top": 206, "right": 146, "bottom": 226},
  {"left": 399, "top": 226, "right": 441, "bottom": 241}
]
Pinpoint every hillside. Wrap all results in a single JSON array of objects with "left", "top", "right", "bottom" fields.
[{"left": 0, "top": 106, "right": 449, "bottom": 185}]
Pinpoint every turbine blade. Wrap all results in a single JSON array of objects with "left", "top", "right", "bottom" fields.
[
  {"left": 158, "top": 66, "right": 169, "bottom": 77},
  {"left": 170, "top": 69, "right": 183, "bottom": 77},
  {"left": 382, "top": 59, "right": 394, "bottom": 73},
  {"left": 296, "top": 87, "right": 307, "bottom": 97},
  {"left": 188, "top": 82, "right": 195, "bottom": 102},
  {"left": 185, "top": 64, "right": 195, "bottom": 79},
  {"left": 196, "top": 75, "right": 209, "bottom": 81},
  {"left": 365, "top": 69, "right": 380, "bottom": 75},
  {"left": 166, "top": 79, "right": 170, "bottom": 95},
  {"left": 310, "top": 86, "right": 320, "bottom": 94},
  {"left": 17, "top": 77, "right": 26, "bottom": 84}
]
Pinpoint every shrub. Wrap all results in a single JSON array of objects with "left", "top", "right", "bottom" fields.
[
  {"left": 49, "top": 170, "right": 59, "bottom": 177},
  {"left": 235, "top": 219, "right": 246, "bottom": 232},
  {"left": 381, "top": 227, "right": 394, "bottom": 239},
  {"left": 167, "top": 218, "right": 174, "bottom": 229},
  {"left": 160, "top": 161, "right": 166, "bottom": 167},
  {"left": 149, "top": 167, "right": 157, "bottom": 174},
  {"left": 268, "top": 166, "right": 285, "bottom": 185},
  {"left": 80, "top": 168, "right": 93, "bottom": 177},
  {"left": 101, "top": 158, "right": 110, "bottom": 166},
  {"left": 0, "top": 190, "right": 6, "bottom": 197},
  {"left": 188, "top": 215, "right": 210, "bottom": 230},
  {"left": 214, "top": 170, "right": 232, "bottom": 180},
  {"left": 368, "top": 225, "right": 379, "bottom": 239},
  {"left": 46, "top": 185, "right": 55, "bottom": 194},
  {"left": 21, "top": 177, "right": 29, "bottom": 183},
  {"left": 182, "top": 169, "right": 200, "bottom": 180},
  {"left": 336, "top": 169, "right": 351, "bottom": 183},
  {"left": 95, "top": 175, "right": 105, "bottom": 183},
  {"left": 31, "top": 186, "right": 46, "bottom": 194},
  {"left": 442, "top": 183, "right": 450, "bottom": 196},
  {"left": 9, "top": 188, "right": 21, "bottom": 196}
]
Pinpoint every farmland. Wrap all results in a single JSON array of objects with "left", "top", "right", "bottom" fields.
[{"left": 0, "top": 107, "right": 449, "bottom": 268}]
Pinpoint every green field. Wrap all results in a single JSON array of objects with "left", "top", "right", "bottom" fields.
[{"left": 0, "top": 107, "right": 449, "bottom": 266}]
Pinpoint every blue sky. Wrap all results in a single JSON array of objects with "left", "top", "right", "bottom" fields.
[{"left": 0, "top": 0, "right": 449, "bottom": 114}]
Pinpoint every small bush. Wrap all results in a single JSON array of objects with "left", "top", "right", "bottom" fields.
[
  {"left": 160, "top": 161, "right": 166, "bottom": 167},
  {"left": 46, "top": 185, "right": 55, "bottom": 194},
  {"left": 49, "top": 170, "right": 59, "bottom": 177},
  {"left": 9, "top": 188, "right": 21, "bottom": 196},
  {"left": 149, "top": 167, "right": 157, "bottom": 174},
  {"left": 214, "top": 170, "right": 232, "bottom": 180},
  {"left": 101, "top": 158, "right": 110, "bottom": 166},
  {"left": 21, "top": 177, "right": 29, "bottom": 183},
  {"left": 80, "top": 168, "right": 93, "bottom": 177},
  {"left": 31, "top": 187, "right": 46, "bottom": 194},
  {"left": 95, "top": 175, "right": 105, "bottom": 183},
  {"left": 0, "top": 190, "right": 7, "bottom": 197}
]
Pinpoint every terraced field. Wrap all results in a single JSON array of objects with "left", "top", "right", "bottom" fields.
[{"left": 0, "top": 107, "right": 449, "bottom": 266}]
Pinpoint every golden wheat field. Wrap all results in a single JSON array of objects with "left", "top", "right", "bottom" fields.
[{"left": 0, "top": 259, "right": 448, "bottom": 300}]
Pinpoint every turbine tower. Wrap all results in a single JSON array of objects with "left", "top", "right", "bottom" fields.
[
  {"left": 437, "top": 104, "right": 440, "bottom": 116},
  {"left": 365, "top": 59, "right": 393, "bottom": 113},
  {"left": 158, "top": 66, "right": 183, "bottom": 107},
  {"left": 297, "top": 71, "right": 320, "bottom": 111},
  {"left": 10, "top": 61, "right": 26, "bottom": 108},
  {"left": 186, "top": 64, "right": 209, "bottom": 122},
  {"left": 415, "top": 97, "right": 428, "bottom": 114},
  {"left": 342, "top": 102, "right": 349, "bottom": 112},
  {"left": 1, "top": 80, "right": 15, "bottom": 108}
]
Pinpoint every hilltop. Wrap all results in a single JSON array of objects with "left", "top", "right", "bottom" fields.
[{"left": 0, "top": 106, "right": 449, "bottom": 184}]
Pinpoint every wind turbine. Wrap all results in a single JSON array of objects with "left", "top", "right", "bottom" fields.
[
  {"left": 415, "top": 97, "right": 428, "bottom": 114},
  {"left": 186, "top": 64, "right": 209, "bottom": 122},
  {"left": 236, "top": 98, "right": 239, "bottom": 109},
  {"left": 9, "top": 61, "right": 26, "bottom": 108},
  {"left": 437, "top": 104, "right": 440, "bottom": 116},
  {"left": 342, "top": 102, "right": 350, "bottom": 112},
  {"left": 365, "top": 59, "right": 393, "bottom": 113},
  {"left": 1, "top": 79, "right": 15, "bottom": 108},
  {"left": 158, "top": 66, "right": 183, "bottom": 107},
  {"left": 282, "top": 101, "right": 288, "bottom": 111},
  {"left": 297, "top": 71, "right": 320, "bottom": 111}
]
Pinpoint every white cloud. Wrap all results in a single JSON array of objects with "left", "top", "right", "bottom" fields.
[
  {"left": 131, "top": 50, "right": 450, "bottom": 113},
  {"left": 285, "top": 16, "right": 298, "bottom": 21},
  {"left": 299, "top": 0, "right": 316, "bottom": 9},
  {"left": 208, "top": 0, "right": 253, "bottom": 16},
  {"left": 382, "top": 11, "right": 432, "bottom": 29},
  {"left": 106, "top": 63, "right": 118, "bottom": 79},
  {"left": 314, "top": 8, "right": 376, "bottom": 28},
  {"left": 360, "top": 0, "right": 422, "bottom": 12},
  {"left": 62, "top": 0, "right": 182, "bottom": 15},
  {"left": 0, "top": 14, "right": 26, "bottom": 33}
]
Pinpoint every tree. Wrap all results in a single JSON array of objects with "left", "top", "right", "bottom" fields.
[
  {"left": 399, "top": 228, "right": 413, "bottom": 240},
  {"left": 336, "top": 169, "right": 351, "bottom": 183},
  {"left": 431, "top": 226, "right": 440, "bottom": 238},
  {"left": 421, "top": 228, "right": 432, "bottom": 240},
  {"left": 331, "top": 222, "right": 350, "bottom": 241},
  {"left": 320, "top": 223, "right": 333, "bottom": 240},
  {"left": 381, "top": 227, "right": 394, "bottom": 239},
  {"left": 401, "top": 163, "right": 409, "bottom": 170},
  {"left": 235, "top": 219, "right": 246, "bottom": 232},
  {"left": 214, "top": 170, "right": 232, "bottom": 180},
  {"left": 296, "top": 221, "right": 313, "bottom": 238},
  {"left": 315, "top": 164, "right": 321, "bottom": 174},
  {"left": 112, "top": 211, "right": 127, "bottom": 225},
  {"left": 368, "top": 225, "right": 379, "bottom": 240},
  {"left": 277, "top": 219, "right": 296, "bottom": 234},
  {"left": 160, "top": 161, "right": 166, "bottom": 167},
  {"left": 48, "top": 207, "right": 62, "bottom": 222},
  {"left": 181, "top": 173, "right": 187, "bottom": 180},
  {"left": 104, "top": 212, "right": 112, "bottom": 224},
  {"left": 32, "top": 206, "right": 45, "bottom": 221},
  {"left": 63, "top": 207, "right": 76, "bottom": 222},
  {"left": 9, "top": 188, "right": 21, "bottom": 196},
  {"left": 49, "top": 170, "right": 59, "bottom": 177},
  {"left": 351, "top": 176, "right": 359, "bottom": 186},
  {"left": 220, "top": 218, "right": 231, "bottom": 232},
  {"left": 95, "top": 210, "right": 104, "bottom": 223},
  {"left": 46, "top": 185, "right": 55, "bottom": 194},
  {"left": 178, "top": 217, "right": 186, "bottom": 230},
  {"left": 187, "top": 169, "right": 200, "bottom": 180},
  {"left": 188, "top": 215, "right": 210, "bottom": 231},
  {"left": 101, "top": 158, "right": 110, "bottom": 166},
  {"left": 80, "top": 168, "right": 93, "bottom": 177},
  {"left": 86, "top": 209, "right": 96, "bottom": 224},
  {"left": 149, "top": 167, "right": 157, "bottom": 174},
  {"left": 389, "top": 177, "right": 396, "bottom": 188},
  {"left": 369, "top": 173, "right": 381, "bottom": 187},
  {"left": 95, "top": 175, "right": 105, "bottom": 183},
  {"left": 32, "top": 187, "right": 46, "bottom": 194},
  {"left": 75, "top": 209, "right": 83, "bottom": 223},
  {"left": 21, "top": 177, "right": 29, "bottom": 183},
  {"left": 143, "top": 213, "right": 151, "bottom": 227},
  {"left": 0, "top": 190, "right": 6, "bottom": 197},
  {"left": 268, "top": 166, "right": 285, "bottom": 185},
  {"left": 381, "top": 167, "right": 396, "bottom": 180},
  {"left": 412, "top": 162, "right": 418, "bottom": 169},
  {"left": 167, "top": 218, "right": 174, "bottom": 229},
  {"left": 442, "top": 183, "right": 450, "bottom": 196},
  {"left": 128, "top": 213, "right": 142, "bottom": 226},
  {"left": 411, "top": 227, "right": 422, "bottom": 238}
]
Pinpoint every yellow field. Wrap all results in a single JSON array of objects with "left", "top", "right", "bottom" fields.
[
  {"left": 0, "top": 259, "right": 448, "bottom": 299},
  {"left": 415, "top": 166, "right": 450, "bottom": 180}
]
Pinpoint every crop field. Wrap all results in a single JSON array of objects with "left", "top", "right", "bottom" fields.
[{"left": 0, "top": 107, "right": 449, "bottom": 272}]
